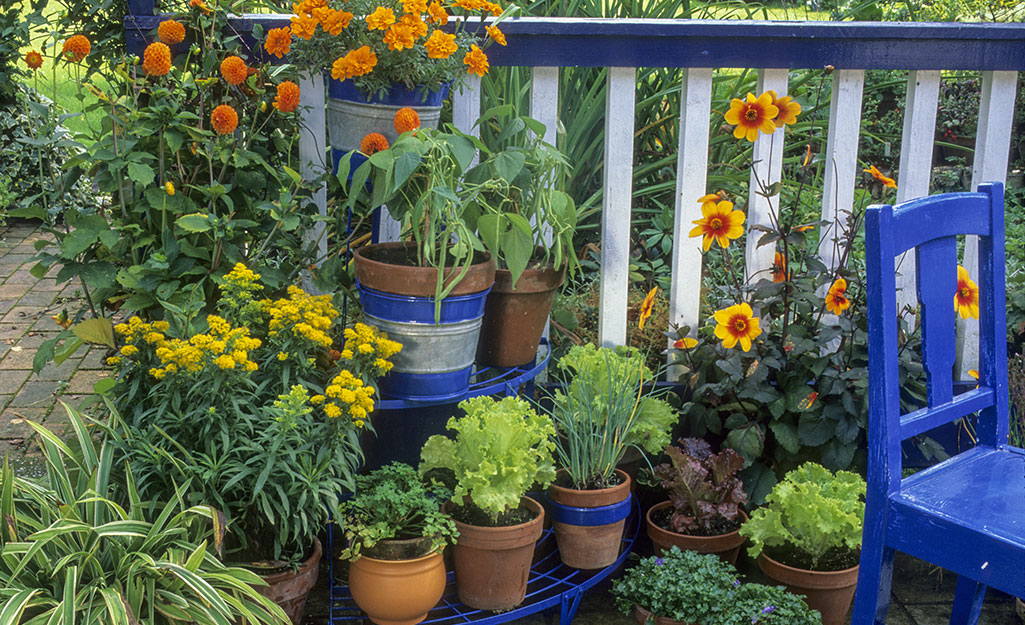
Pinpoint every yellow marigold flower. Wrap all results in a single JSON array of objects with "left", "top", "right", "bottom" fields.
[
  {"left": 486, "top": 25, "right": 506, "bottom": 46},
  {"left": 264, "top": 27, "right": 292, "bottom": 58},
  {"left": 360, "top": 132, "right": 389, "bottom": 155},
  {"left": 638, "top": 286, "right": 657, "bottom": 330},
  {"left": 426, "top": 1, "right": 448, "bottom": 23},
  {"left": 863, "top": 164, "right": 897, "bottom": 190},
  {"left": 142, "top": 41, "right": 172, "bottom": 76},
  {"left": 357, "top": 342, "right": 374, "bottom": 355},
  {"left": 149, "top": 368, "right": 167, "bottom": 379},
  {"left": 463, "top": 44, "right": 489, "bottom": 76},
  {"left": 290, "top": 13, "right": 318, "bottom": 39},
  {"left": 674, "top": 337, "right": 698, "bottom": 349},
  {"left": 165, "top": 181, "right": 175, "bottom": 195},
  {"left": 374, "top": 358, "right": 393, "bottom": 373},
  {"left": 277, "top": 351, "right": 289, "bottom": 361},
  {"left": 713, "top": 302, "right": 762, "bottom": 352},
  {"left": 220, "top": 55, "right": 248, "bottom": 86},
  {"left": 326, "top": 384, "right": 342, "bottom": 397},
  {"left": 766, "top": 90, "right": 801, "bottom": 127},
  {"left": 106, "top": 356, "right": 122, "bottom": 366},
  {"left": 331, "top": 46, "right": 377, "bottom": 81},
  {"left": 311, "top": 394, "right": 325, "bottom": 404},
  {"left": 724, "top": 91, "right": 779, "bottom": 142},
  {"left": 955, "top": 265, "right": 979, "bottom": 320},
  {"left": 383, "top": 23, "right": 416, "bottom": 51},
  {"left": 144, "top": 332, "right": 164, "bottom": 344},
  {"left": 343, "top": 328, "right": 357, "bottom": 340},
  {"left": 158, "top": 19, "right": 186, "bottom": 45},
  {"left": 165, "top": 363, "right": 177, "bottom": 373},
  {"left": 424, "top": 29, "right": 457, "bottom": 59},
  {"left": 366, "top": 7, "right": 396, "bottom": 30},
  {"left": 274, "top": 80, "right": 301, "bottom": 113},
  {"left": 120, "top": 345, "right": 139, "bottom": 357},
  {"left": 689, "top": 200, "right": 745, "bottom": 251},
  {"left": 211, "top": 104, "right": 239, "bottom": 135},
  {"left": 24, "top": 50, "right": 43, "bottom": 70},
  {"left": 62, "top": 35, "right": 91, "bottom": 63},
  {"left": 214, "top": 355, "right": 235, "bottom": 369},
  {"left": 825, "top": 278, "right": 851, "bottom": 315}
]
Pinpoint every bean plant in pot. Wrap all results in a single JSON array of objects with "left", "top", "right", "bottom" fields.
[
  {"left": 740, "top": 463, "right": 866, "bottom": 625},
  {"left": 611, "top": 547, "right": 822, "bottom": 625},
  {"left": 542, "top": 345, "right": 675, "bottom": 569},
  {"left": 340, "top": 462, "right": 458, "bottom": 625},
  {"left": 419, "top": 395, "right": 556, "bottom": 611},
  {"left": 472, "top": 107, "right": 580, "bottom": 367},
  {"left": 340, "top": 126, "right": 496, "bottom": 401},
  {"left": 647, "top": 438, "right": 749, "bottom": 564}
]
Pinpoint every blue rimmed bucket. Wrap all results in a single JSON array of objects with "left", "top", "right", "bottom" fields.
[{"left": 545, "top": 469, "right": 633, "bottom": 570}]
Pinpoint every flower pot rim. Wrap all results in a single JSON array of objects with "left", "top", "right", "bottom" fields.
[
  {"left": 354, "top": 241, "right": 496, "bottom": 298},
  {"left": 354, "top": 547, "right": 443, "bottom": 565},
  {"left": 758, "top": 550, "right": 861, "bottom": 576},
  {"left": 645, "top": 500, "right": 747, "bottom": 539},
  {"left": 548, "top": 468, "right": 631, "bottom": 496},
  {"left": 242, "top": 536, "right": 323, "bottom": 582},
  {"left": 444, "top": 496, "right": 543, "bottom": 532}
]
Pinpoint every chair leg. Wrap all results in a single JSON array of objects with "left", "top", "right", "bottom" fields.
[
  {"left": 850, "top": 544, "right": 894, "bottom": 625},
  {"left": 949, "top": 576, "right": 986, "bottom": 625}
]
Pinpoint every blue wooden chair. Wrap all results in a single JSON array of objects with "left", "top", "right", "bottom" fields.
[{"left": 853, "top": 182, "right": 1025, "bottom": 625}]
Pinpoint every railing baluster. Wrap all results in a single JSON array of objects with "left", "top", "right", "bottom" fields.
[
  {"left": 894, "top": 70, "right": 941, "bottom": 313},
  {"left": 530, "top": 66, "right": 560, "bottom": 352},
  {"left": 744, "top": 69, "right": 789, "bottom": 284},
  {"left": 957, "top": 70, "right": 1018, "bottom": 374},
  {"left": 453, "top": 75, "right": 482, "bottom": 166},
  {"left": 598, "top": 67, "right": 637, "bottom": 348},
  {"left": 818, "top": 69, "right": 866, "bottom": 272},
  {"left": 668, "top": 68, "right": 713, "bottom": 360},
  {"left": 298, "top": 72, "right": 328, "bottom": 284}
]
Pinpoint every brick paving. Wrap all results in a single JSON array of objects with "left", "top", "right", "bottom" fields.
[{"left": 0, "top": 220, "right": 1017, "bottom": 624}]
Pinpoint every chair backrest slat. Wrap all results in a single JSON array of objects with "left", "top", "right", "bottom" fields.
[
  {"left": 915, "top": 236, "right": 958, "bottom": 407},
  {"left": 899, "top": 387, "right": 995, "bottom": 440}
]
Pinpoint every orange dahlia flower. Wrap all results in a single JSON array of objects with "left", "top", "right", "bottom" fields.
[
  {"left": 864, "top": 164, "right": 897, "bottom": 189},
  {"left": 486, "top": 25, "right": 506, "bottom": 46},
  {"left": 274, "top": 81, "right": 301, "bottom": 113},
  {"left": 158, "top": 19, "right": 186, "bottom": 45},
  {"left": 190, "top": 0, "right": 212, "bottom": 14},
  {"left": 724, "top": 91, "right": 779, "bottom": 142},
  {"left": 689, "top": 199, "right": 745, "bottom": 251},
  {"left": 713, "top": 303, "right": 761, "bottom": 352},
  {"left": 463, "top": 44, "right": 489, "bottom": 76},
  {"left": 425, "top": 30, "right": 457, "bottom": 59},
  {"left": 220, "top": 56, "right": 248, "bottom": 86},
  {"left": 24, "top": 50, "right": 43, "bottom": 70},
  {"left": 264, "top": 27, "right": 292, "bottom": 59},
  {"left": 211, "top": 104, "right": 239, "bottom": 135},
  {"left": 766, "top": 90, "right": 801, "bottom": 127},
  {"left": 360, "top": 132, "right": 389, "bottom": 155},
  {"left": 955, "top": 265, "right": 979, "bottom": 319},
  {"left": 825, "top": 278, "right": 851, "bottom": 315},
  {"left": 638, "top": 286, "right": 658, "bottom": 330},
  {"left": 62, "top": 35, "right": 91, "bottom": 63},
  {"left": 142, "top": 42, "right": 172, "bottom": 76},
  {"left": 393, "top": 107, "right": 421, "bottom": 133}
]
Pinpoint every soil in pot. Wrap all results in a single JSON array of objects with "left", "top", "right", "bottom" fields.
[
  {"left": 645, "top": 501, "right": 746, "bottom": 565},
  {"left": 758, "top": 549, "right": 859, "bottom": 625},
  {"left": 476, "top": 262, "right": 565, "bottom": 368},
  {"left": 447, "top": 497, "right": 544, "bottom": 611},
  {"left": 547, "top": 469, "right": 631, "bottom": 570},
  {"left": 252, "top": 538, "right": 322, "bottom": 625},
  {"left": 349, "top": 541, "right": 446, "bottom": 625}
]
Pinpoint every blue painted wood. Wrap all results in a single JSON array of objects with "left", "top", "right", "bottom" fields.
[
  {"left": 854, "top": 182, "right": 1025, "bottom": 625},
  {"left": 121, "top": 15, "right": 1025, "bottom": 70},
  {"left": 126, "top": 0, "right": 154, "bottom": 15}
]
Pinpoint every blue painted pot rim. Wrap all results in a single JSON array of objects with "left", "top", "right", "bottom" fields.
[
  {"left": 357, "top": 280, "right": 491, "bottom": 324},
  {"left": 328, "top": 79, "right": 450, "bottom": 107},
  {"left": 545, "top": 494, "right": 633, "bottom": 527}
]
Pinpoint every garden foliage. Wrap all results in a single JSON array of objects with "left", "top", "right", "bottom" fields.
[{"left": 652, "top": 438, "right": 748, "bottom": 535}]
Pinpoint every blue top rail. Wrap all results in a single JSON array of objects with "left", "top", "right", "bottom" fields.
[{"left": 124, "top": 3, "right": 1025, "bottom": 72}]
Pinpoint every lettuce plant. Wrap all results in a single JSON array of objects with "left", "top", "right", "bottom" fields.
[
  {"left": 740, "top": 463, "right": 866, "bottom": 570},
  {"left": 420, "top": 396, "right": 556, "bottom": 522},
  {"left": 653, "top": 438, "right": 747, "bottom": 534}
]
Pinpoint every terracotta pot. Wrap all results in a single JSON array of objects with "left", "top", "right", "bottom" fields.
[
  {"left": 349, "top": 547, "right": 446, "bottom": 625},
  {"left": 633, "top": 605, "right": 697, "bottom": 625},
  {"left": 354, "top": 242, "right": 496, "bottom": 298},
  {"left": 645, "top": 501, "right": 747, "bottom": 565},
  {"left": 255, "top": 538, "right": 322, "bottom": 625},
  {"left": 758, "top": 552, "right": 859, "bottom": 625},
  {"left": 547, "top": 469, "right": 632, "bottom": 569},
  {"left": 447, "top": 497, "right": 544, "bottom": 611},
  {"left": 476, "top": 263, "right": 565, "bottom": 367}
]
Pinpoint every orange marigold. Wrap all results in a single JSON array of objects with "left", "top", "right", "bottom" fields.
[
  {"left": 274, "top": 81, "right": 301, "bottom": 112},
  {"left": 424, "top": 29, "right": 456, "bottom": 59},
  {"left": 220, "top": 56, "right": 248, "bottom": 86},
  {"left": 24, "top": 50, "right": 43, "bottom": 70},
  {"left": 190, "top": 0, "right": 212, "bottom": 14},
  {"left": 453, "top": 0, "right": 485, "bottom": 9},
  {"left": 484, "top": 1, "right": 502, "bottom": 15},
  {"left": 360, "top": 132, "right": 389, "bottom": 155},
  {"left": 264, "top": 27, "right": 292, "bottom": 59},
  {"left": 400, "top": 13, "right": 428, "bottom": 39},
  {"left": 158, "top": 19, "right": 186, "bottom": 45},
  {"left": 290, "top": 13, "right": 318, "bottom": 39},
  {"left": 142, "top": 42, "right": 172, "bottom": 76},
  {"left": 211, "top": 104, "right": 239, "bottom": 135},
  {"left": 61, "top": 35, "right": 91, "bottom": 63},
  {"left": 366, "top": 6, "right": 396, "bottom": 30},
  {"left": 314, "top": 7, "right": 353, "bottom": 35},
  {"left": 402, "top": 0, "right": 428, "bottom": 13},
  {"left": 393, "top": 107, "right": 421, "bottom": 133},
  {"left": 463, "top": 44, "right": 489, "bottom": 76},
  {"left": 426, "top": 1, "right": 448, "bottom": 23},
  {"left": 486, "top": 24, "right": 506, "bottom": 46},
  {"left": 331, "top": 46, "right": 377, "bottom": 80},
  {"left": 383, "top": 23, "right": 416, "bottom": 51}
]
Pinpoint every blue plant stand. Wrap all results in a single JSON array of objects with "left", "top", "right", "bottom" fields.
[{"left": 327, "top": 497, "right": 640, "bottom": 625}]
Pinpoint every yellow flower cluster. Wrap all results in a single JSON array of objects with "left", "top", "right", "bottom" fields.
[
  {"left": 109, "top": 317, "right": 172, "bottom": 366},
  {"left": 261, "top": 286, "right": 338, "bottom": 348},
  {"left": 323, "top": 369, "right": 375, "bottom": 427},
  {"left": 341, "top": 322, "right": 402, "bottom": 375},
  {"left": 149, "top": 315, "right": 262, "bottom": 379},
  {"left": 220, "top": 263, "right": 266, "bottom": 318}
]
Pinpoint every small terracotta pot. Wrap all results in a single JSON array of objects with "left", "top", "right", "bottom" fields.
[
  {"left": 476, "top": 263, "right": 565, "bottom": 367},
  {"left": 633, "top": 605, "right": 698, "bottom": 625},
  {"left": 645, "top": 501, "right": 747, "bottom": 565},
  {"left": 349, "top": 547, "right": 446, "bottom": 625},
  {"left": 758, "top": 552, "right": 859, "bottom": 625},
  {"left": 448, "top": 497, "right": 544, "bottom": 611},
  {"left": 354, "top": 241, "right": 496, "bottom": 297},
  {"left": 547, "top": 469, "right": 632, "bottom": 569},
  {"left": 255, "top": 538, "right": 322, "bottom": 625}
]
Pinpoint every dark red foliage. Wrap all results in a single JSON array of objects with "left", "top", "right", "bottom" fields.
[{"left": 652, "top": 438, "right": 748, "bottom": 535}]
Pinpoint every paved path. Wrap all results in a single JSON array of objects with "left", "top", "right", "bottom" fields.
[{"left": 0, "top": 220, "right": 1017, "bottom": 624}]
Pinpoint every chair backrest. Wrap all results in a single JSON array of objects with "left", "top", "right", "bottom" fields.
[{"left": 864, "top": 182, "right": 1010, "bottom": 492}]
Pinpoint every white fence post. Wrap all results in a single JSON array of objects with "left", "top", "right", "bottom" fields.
[{"left": 298, "top": 71, "right": 327, "bottom": 292}]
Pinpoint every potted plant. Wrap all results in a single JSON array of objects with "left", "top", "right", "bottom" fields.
[
  {"left": 472, "top": 109, "right": 580, "bottom": 367},
  {"left": 647, "top": 438, "right": 748, "bottom": 564},
  {"left": 739, "top": 463, "right": 865, "bottom": 625},
  {"left": 611, "top": 547, "right": 822, "bottom": 625},
  {"left": 104, "top": 264, "right": 401, "bottom": 624},
  {"left": 341, "top": 126, "right": 495, "bottom": 401},
  {"left": 542, "top": 344, "right": 675, "bottom": 569},
  {"left": 340, "top": 462, "right": 458, "bottom": 625},
  {"left": 419, "top": 395, "right": 556, "bottom": 610}
]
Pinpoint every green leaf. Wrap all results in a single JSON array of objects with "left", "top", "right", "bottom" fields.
[
  {"left": 769, "top": 421, "right": 800, "bottom": 454},
  {"left": 176, "top": 213, "right": 213, "bottom": 233},
  {"left": 282, "top": 165, "right": 303, "bottom": 186},
  {"left": 726, "top": 423, "right": 764, "bottom": 465},
  {"left": 73, "top": 318, "right": 116, "bottom": 348},
  {"left": 797, "top": 413, "right": 833, "bottom": 446},
  {"left": 492, "top": 150, "right": 526, "bottom": 183},
  {"left": 93, "top": 378, "right": 116, "bottom": 395},
  {"left": 476, "top": 213, "right": 505, "bottom": 259},
  {"left": 60, "top": 228, "right": 99, "bottom": 259},
  {"left": 127, "top": 162, "right": 156, "bottom": 187},
  {"left": 503, "top": 226, "right": 534, "bottom": 289},
  {"left": 392, "top": 152, "right": 421, "bottom": 191}
]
